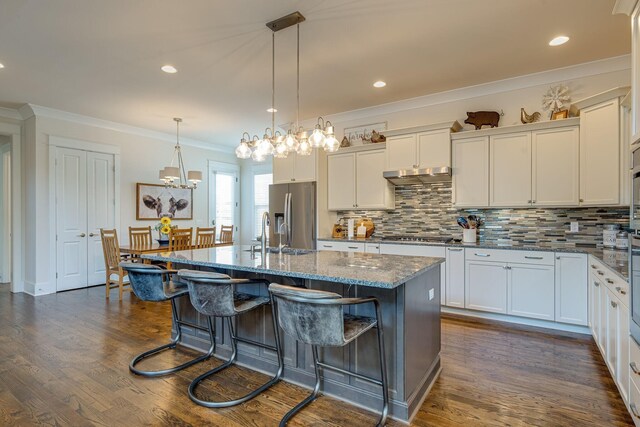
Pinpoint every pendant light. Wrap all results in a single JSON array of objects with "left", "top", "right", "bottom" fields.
[{"left": 159, "top": 118, "right": 202, "bottom": 188}]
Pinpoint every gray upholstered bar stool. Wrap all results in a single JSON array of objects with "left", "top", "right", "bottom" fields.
[
  {"left": 268, "top": 283, "right": 389, "bottom": 427},
  {"left": 177, "top": 269, "right": 284, "bottom": 408},
  {"left": 120, "top": 262, "right": 215, "bottom": 377}
]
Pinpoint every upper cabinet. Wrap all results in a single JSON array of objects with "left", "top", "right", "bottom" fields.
[
  {"left": 385, "top": 121, "right": 461, "bottom": 170},
  {"left": 452, "top": 136, "right": 490, "bottom": 207},
  {"left": 327, "top": 147, "right": 394, "bottom": 211},
  {"left": 489, "top": 132, "right": 532, "bottom": 207},
  {"left": 273, "top": 150, "right": 318, "bottom": 184}
]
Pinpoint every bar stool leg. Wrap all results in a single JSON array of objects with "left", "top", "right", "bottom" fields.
[
  {"left": 129, "top": 298, "right": 216, "bottom": 377},
  {"left": 280, "top": 345, "right": 322, "bottom": 427},
  {"left": 188, "top": 310, "right": 284, "bottom": 408},
  {"left": 375, "top": 303, "right": 389, "bottom": 427}
]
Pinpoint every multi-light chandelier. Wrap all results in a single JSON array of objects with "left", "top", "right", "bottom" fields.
[
  {"left": 235, "top": 12, "right": 340, "bottom": 161},
  {"left": 159, "top": 117, "right": 202, "bottom": 189}
]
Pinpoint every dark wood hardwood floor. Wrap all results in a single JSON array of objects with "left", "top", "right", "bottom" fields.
[{"left": 0, "top": 283, "right": 633, "bottom": 426}]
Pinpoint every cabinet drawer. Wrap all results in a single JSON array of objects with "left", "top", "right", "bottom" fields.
[
  {"left": 466, "top": 248, "right": 554, "bottom": 265},
  {"left": 630, "top": 338, "right": 640, "bottom": 392},
  {"left": 364, "top": 243, "right": 381, "bottom": 254},
  {"left": 629, "top": 369, "right": 640, "bottom": 426},
  {"left": 589, "top": 257, "right": 629, "bottom": 307},
  {"left": 317, "top": 240, "right": 365, "bottom": 252}
]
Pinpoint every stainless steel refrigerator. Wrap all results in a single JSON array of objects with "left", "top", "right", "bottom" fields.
[{"left": 269, "top": 182, "right": 316, "bottom": 250}]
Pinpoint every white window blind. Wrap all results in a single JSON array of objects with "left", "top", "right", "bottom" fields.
[
  {"left": 215, "top": 172, "right": 235, "bottom": 232},
  {"left": 253, "top": 173, "right": 272, "bottom": 239}
]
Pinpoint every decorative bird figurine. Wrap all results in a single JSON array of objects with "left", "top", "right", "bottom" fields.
[{"left": 520, "top": 108, "right": 541, "bottom": 124}]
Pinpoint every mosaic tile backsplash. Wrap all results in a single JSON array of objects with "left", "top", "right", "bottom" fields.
[{"left": 338, "top": 182, "right": 629, "bottom": 246}]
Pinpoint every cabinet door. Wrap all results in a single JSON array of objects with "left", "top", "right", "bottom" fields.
[
  {"left": 598, "top": 277, "right": 607, "bottom": 353},
  {"left": 620, "top": 302, "right": 630, "bottom": 404},
  {"left": 356, "top": 150, "right": 393, "bottom": 209},
  {"left": 507, "top": 263, "right": 555, "bottom": 320},
  {"left": 632, "top": 3, "right": 640, "bottom": 142},
  {"left": 532, "top": 127, "right": 579, "bottom": 206},
  {"left": 606, "top": 288, "right": 619, "bottom": 377},
  {"left": 489, "top": 132, "right": 531, "bottom": 207},
  {"left": 590, "top": 273, "right": 602, "bottom": 348},
  {"left": 445, "top": 247, "right": 465, "bottom": 308},
  {"left": 580, "top": 98, "right": 620, "bottom": 206},
  {"left": 465, "top": 260, "right": 508, "bottom": 313},
  {"left": 273, "top": 155, "right": 295, "bottom": 184},
  {"left": 386, "top": 134, "right": 417, "bottom": 170},
  {"left": 327, "top": 153, "right": 356, "bottom": 211},
  {"left": 555, "top": 253, "right": 588, "bottom": 325},
  {"left": 452, "top": 137, "right": 489, "bottom": 207},
  {"left": 293, "top": 151, "right": 317, "bottom": 182},
  {"left": 417, "top": 129, "right": 451, "bottom": 168}
]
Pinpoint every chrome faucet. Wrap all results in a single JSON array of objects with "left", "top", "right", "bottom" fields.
[
  {"left": 278, "top": 222, "right": 290, "bottom": 252},
  {"left": 261, "top": 211, "right": 270, "bottom": 259}
]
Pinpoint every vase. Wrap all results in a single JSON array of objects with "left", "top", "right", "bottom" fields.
[{"left": 157, "top": 232, "right": 169, "bottom": 246}]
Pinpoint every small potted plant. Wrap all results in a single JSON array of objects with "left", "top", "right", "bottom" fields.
[{"left": 154, "top": 216, "right": 175, "bottom": 245}]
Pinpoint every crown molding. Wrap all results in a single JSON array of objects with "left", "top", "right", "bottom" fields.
[
  {"left": 18, "top": 103, "right": 233, "bottom": 153},
  {"left": 303, "top": 55, "right": 631, "bottom": 127},
  {"left": 0, "top": 107, "right": 23, "bottom": 122},
  {"left": 613, "top": 0, "right": 637, "bottom": 15}
]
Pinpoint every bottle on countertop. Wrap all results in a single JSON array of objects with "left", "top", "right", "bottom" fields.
[
  {"left": 616, "top": 231, "right": 629, "bottom": 250},
  {"left": 603, "top": 224, "right": 620, "bottom": 248}
]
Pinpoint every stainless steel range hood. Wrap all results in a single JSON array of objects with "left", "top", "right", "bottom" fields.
[{"left": 383, "top": 167, "right": 452, "bottom": 185}]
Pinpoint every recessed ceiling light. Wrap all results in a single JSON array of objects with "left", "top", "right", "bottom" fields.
[
  {"left": 267, "top": 107, "right": 277, "bottom": 113},
  {"left": 161, "top": 65, "right": 177, "bottom": 74},
  {"left": 0, "top": 63, "right": 5, "bottom": 69},
  {"left": 373, "top": 80, "right": 386, "bottom": 88},
  {"left": 549, "top": 36, "right": 569, "bottom": 46}
]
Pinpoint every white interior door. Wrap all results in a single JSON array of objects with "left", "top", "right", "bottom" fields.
[
  {"left": 56, "top": 147, "right": 88, "bottom": 291},
  {"left": 87, "top": 152, "right": 115, "bottom": 286},
  {"left": 209, "top": 161, "right": 239, "bottom": 239},
  {"left": 0, "top": 142, "right": 10, "bottom": 283}
]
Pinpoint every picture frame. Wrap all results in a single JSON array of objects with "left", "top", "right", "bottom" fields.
[
  {"left": 343, "top": 121, "right": 387, "bottom": 146},
  {"left": 551, "top": 109, "right": 569, "bottom": 120},
  {"left": 136, "top": 183, "right": 193, "bottom": 220}
]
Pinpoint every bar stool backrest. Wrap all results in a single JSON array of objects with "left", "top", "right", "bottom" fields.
[
  {"left": 129, "top": 226, "right": 152, "bottom": 247},
  {"left": 269, "top": 284, "right": 346, "bottom": 347},
  {"left": 177, "top": 270, "right": 237, "bottom": 317},
  {"left": 120, "top": 262, "right": 168, "bottom": 302}
]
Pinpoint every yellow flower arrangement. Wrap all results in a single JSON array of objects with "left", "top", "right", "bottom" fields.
[
  {"left": 160, "top": 225, "right": 171, "bottom": 235},
  {"left": 155, "top": 216, "right": 176, "bottom": 239},
  {"left": 160, "top": 216, "right": 171, "bottom": 226}
]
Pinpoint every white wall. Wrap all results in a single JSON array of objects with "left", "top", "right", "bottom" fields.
[
  {"left": 296, "top": 57, "right": 632, "bottom": 237},
  {"left": 22, "top": 113, "right": 238, "bottom": 295}
]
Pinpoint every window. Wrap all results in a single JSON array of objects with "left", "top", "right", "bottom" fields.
[{"left": 253, "top": 173, "right": 272, "bottom": 239}]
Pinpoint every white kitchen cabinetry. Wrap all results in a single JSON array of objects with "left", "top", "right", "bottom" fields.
[
  {"left": 579, "top": 97, "right": 621, "bottom": 206},
  {"left": 445, "top": 247, "right": 465, "bottom": 308},
  {"left": 452, "top": 136, "right": 489, "bottom": 207},
  {"left": 385, "top": 122, "right": 461, "bottom": 171},
  {"left": 327, "top": 149, "right": 394, "bottom": 211},
  {"left": 273, "top": 150, "right": 317, "bottom": 184},
  {"left": 507, "top": 263, "right": 555, "bottom": 320},
  {"left": 465, "top": 260, "right": 508, "bottom": 313},
  {"left": 620, "top": 301, "right": 631, "bottom": 404},
  {"left": 364, "top": 242, "right": 380, "bottom": 254},
  {"left": 555, "top": 253, "right": 588, "bottom": 325},
  {"left": 632, "top": 3, "right": 640, "bottom": 143},
  {"left": 380, "top": 243, "right": 446, "bottom": 305},
  {"left": 532, "top": 127, "right": 580, "bottom": 206},
  {"left": 317, "top": 240, "right": 364, "bottom": 252},
  {"left": 489, "top": 132, "right": 532, "bottom": 207},
  {"left": 605, "top": 287, "right": 620, "bottom": 379},
  {"left": 589, "top": 269, "right": 604, "bottom": 352}
]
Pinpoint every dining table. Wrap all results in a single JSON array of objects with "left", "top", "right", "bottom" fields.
[{"left": 120, "top": 241, "right": 233, "bottom": 258}]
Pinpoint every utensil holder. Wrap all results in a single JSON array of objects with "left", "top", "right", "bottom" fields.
[{"left": 462, "top": 228, "right": 477, "bottom": 243}]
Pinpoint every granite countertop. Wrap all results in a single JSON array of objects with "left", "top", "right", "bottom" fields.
[
  {"left": 142, "top": 245, "right": 444, "bottom": 289},
  {"left": 318, "top": 237, "right": 629, "bottom": 281}
]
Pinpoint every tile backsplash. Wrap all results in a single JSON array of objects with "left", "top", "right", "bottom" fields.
[{"left": 338, "top": 182, "right": 628, "bottom": 246}]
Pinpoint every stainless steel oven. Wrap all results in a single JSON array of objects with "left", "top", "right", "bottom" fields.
[{"left": 631, "top": 147, "right": 640, "bottom": 344}]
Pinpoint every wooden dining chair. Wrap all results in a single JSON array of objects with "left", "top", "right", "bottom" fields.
[
  {"left": 100, "top": 229, "right": 131, "bottom": 300},
  {"left": 169, "top": 227, "right": 193, "bottom": 252},
  {"left": 129, "top": 226, "right": 153, "bottom": 247},
  {"left": 196, "top": 227, "right": 216, "bottom": 248},
  {"left": 220, "top": 225, "right": 234, "bottom": 243}
]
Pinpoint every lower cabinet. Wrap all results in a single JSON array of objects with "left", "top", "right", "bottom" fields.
[
  {"left": 589, "top": 272, "right": 604, "bottom": 353},
  {"left": 465, "top": 260, "right": 508, "bottom": 313},
  {"left": 555, "top": 253, "right": 588, "bottom": 325},
  {"left": 508, "top": 263, "right": 555, "bottom": 320},
  {"left": 606, "top": 287, "right": 620, "bottom": 379},
  {"left": 445, "top": 247, "right": 465, "bottom": 308},
  {"left": 317, "top": 241, "right": 364, "bottom": 252}
]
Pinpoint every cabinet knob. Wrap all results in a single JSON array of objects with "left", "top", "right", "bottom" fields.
[
  {"left": 631, "top": 403, "right": 640, "bottom": 419},
  {"left": 527, "top": 200, "right": 532, "bottom": 204},
  {"left": 594, "top": 281, "right": 599, "bottom": 287},
  {"left": 631, "top": 362, "right": 640, "bottom": 375},
  {"left": 532, "top": 200, "right": 536, "bottom": 203},
  {"left": 611, "top": 301, "right": 617, "bottom": 308},
  {"left": 606, "top": 278, "right": 614, "bottom": 284},
  {"left": 616, "top": 286, "right": 627, "bottom": 295},
  {"left": 597, "top": 270, "right": 604, "bottom": 276},
  {"left": 579, "top": 198, "right": 584, "bottom": 202},
  {"left": 590, "top": 264, "right": 597, "bottom": 269}
]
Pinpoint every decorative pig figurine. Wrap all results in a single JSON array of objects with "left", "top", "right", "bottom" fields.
[{"left": 464, "top": 111, "right": 501, "bottom": 130}]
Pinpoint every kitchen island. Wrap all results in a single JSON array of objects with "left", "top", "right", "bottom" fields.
[{"left": 143, "top": 246, "right": 443, "bottom": 422}]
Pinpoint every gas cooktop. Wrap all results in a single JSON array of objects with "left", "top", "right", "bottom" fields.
[{"left": 381, "top": 236, "right": 453, "bottom": 244}]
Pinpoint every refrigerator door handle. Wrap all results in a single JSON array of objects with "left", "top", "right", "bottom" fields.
[
  {"left": 287, "top": 192, "right": 292, "bottom": 246},
  {"left": 283, "top": 192, "right": 289, "bottom": 241}
]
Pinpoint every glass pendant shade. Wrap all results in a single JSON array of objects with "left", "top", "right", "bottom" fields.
[
  {"left": 324, "top": 135, "right": 340, "bottom": 152},
  {"left": 258, "top": 138, "right": 275, "bottom": 155},
  {"left": 235, "top": 141, "right": 252, "bottom": 159},
  {"left": 297, "top": 138, "right": 312, "bottom": 156},
  {"left": 309, "top": 127, "right": 326, "bottom": 148},
  {"left": 284, "top": 132, "right": 299, "bottom": 152},
  {"left": 164, "top": 166, "right": 180, "bottom": 179},
  {"left": 187, "top": 170, "right": 202, "bottom": 182},
  {"left": 252, "top": 149, "right": 266, "bottom": 162},
  {"left": 274, "top": 136, "right": 288, "bottom": 158}
]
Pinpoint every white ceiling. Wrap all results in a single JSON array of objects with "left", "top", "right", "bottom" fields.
[{"left": 0, "top": 0, "right": 631, "bottom": 148}]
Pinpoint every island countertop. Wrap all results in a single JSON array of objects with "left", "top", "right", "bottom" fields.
[{"left": 142, "top": 245, "right": 444, "bottom": 289}]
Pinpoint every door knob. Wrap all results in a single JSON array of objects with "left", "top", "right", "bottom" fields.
[{"left": 78, "top": 233, "right": 86, "bottom": 238}]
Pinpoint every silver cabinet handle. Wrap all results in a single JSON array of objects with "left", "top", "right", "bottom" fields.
[
  {"left": 597, "top": 270, "right": 604, "bottom": 276},
  {"left": 89, "top": 233, "right": 96, "bottom": 237},
  {"left": 348, "top": 246, "right": 359, "bottom": 249},
  {"left": 323, "top": 245, "right": 333, "bottom": 248},
  {"left": 616, "top": 286, "right": 627, "bottom": 295},
  {"left": 611, "top": 301, "right": 617, "bottom": 308},
  {"left": 474, "top": 253, "right": 490, "bottom": 257},
  {"left": 590, "top": 264, "right": 597, "bottom": 269},
  {"left": 447, "top": 248, "right": 463, "bottom": 252},
  {"left": 579, "top": 198, "right": 584, "bottom": 202},
  {"left": 631, "top": 403, "right": 640, "bottom": 419},
  {"left": 594, "top": 281, "right": 600, "bottom": 287},
  {"left": 527, "top": 200, "right": 532, "bottom": 203},
  {"left": 503, "top": 265, "right": 511, "bottom": 270},
  {"left": 556, "top": 256, "right": 560, "bottom": 260},
  {"left": 606, "top": 278, "right": 614, "bottom": 284},
  {"left": 78, "top": 233, "right": 86, "bottom": 237},
  {"left": 631, "top": 362, "right": 640, "bottom": 375},
  {"left": 532, "top": 200, "right": 536, "bottom": 203},
  {"left": 524, "top": 256, "right": 543, "bottom": 260}
]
